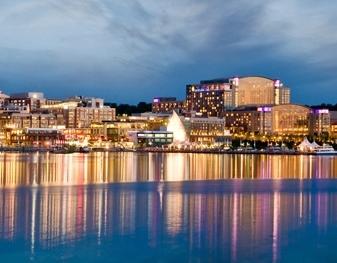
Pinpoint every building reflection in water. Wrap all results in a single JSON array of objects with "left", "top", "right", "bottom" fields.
[
  {"left": 0, "top": 185, "right": 337, "bottom": 261},
  {"left": 0, "top": 152, "right": 337, "bottom": 187}
]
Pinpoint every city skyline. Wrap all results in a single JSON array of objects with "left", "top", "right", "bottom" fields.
[
  {"left": 0, "top": 0, "right": 337, "bottom": 104},
  {"left": 0, "top": 74, "right": 335, "bottom": 106},
  {"left": 2, "top": 2, "right": 337, "bottom": 262}
]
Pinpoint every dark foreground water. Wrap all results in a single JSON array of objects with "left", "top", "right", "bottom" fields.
[{"left": 1, "top": 152, "right": 337, "bottom": 262}]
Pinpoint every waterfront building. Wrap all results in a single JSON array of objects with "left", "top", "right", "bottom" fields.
[
  {"left": 41, "top": 96, "right": 116, "bottom": 128},
  {"left": 6, "top": 92, "right": 45, "bottom": 112},
  {"left": 328, "top": 111, "right": 337, "bottom": 138},
  {"left": 235, "top": 77, "right": 290, "bottom": 106},
  {"left": 136, "top": 131, "right": 173, "bottom": 147},
  {"left": 309, "top": 109, "right": 330, "bottom": 135},
  {"left": 0, "top": 112, "right": 57, "bottom": 129},
  {"left": 44, "top": 98, "right": 63, "bottom": 104},
  {"left": 64, "top": 107, "right": 115, "bottom": 128},
  {"left": 186, "top": 80, "right": 231, "bottom": 117},
  {"left": 63, "top": 128, "right": 91, "bottom": 144},
  {"left": 0, "top": 91, "right": 9, "bottom": 108},
  {"left": 271, "top": 104, "right": 310, "bottom": 135},
  {"left": 330, "top": 123, "right": 337, "bottom": 138},
  {"left": 186, "top": 76, "right": 290, "bottom": 117},
  {"left": 224, "top": 106, "right": 269, "bottom": 134},
  {"left": 188, "top": 116, "right": 231, "bottom": 145},
  {"left": 330, "top": 111, "right": 337, "bottom": 123},
  {"left": 152, "top": 97, "right": 185, "bottom": 114},
  {"left": 90, "top": 119, "right": 148, "bottom": 143},
  {"left": 133, "top": 113, "right": 169, "bottom": 131},
  {"left": 7, "top": 128, "right": 64, "bottom": 147},
  {"left": 224, "top": 104, "right": 310, "bottom": 136}
]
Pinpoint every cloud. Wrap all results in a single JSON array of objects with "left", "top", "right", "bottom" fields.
[{"left": 0, "top": 0, "right": 336, "bottom": 103}]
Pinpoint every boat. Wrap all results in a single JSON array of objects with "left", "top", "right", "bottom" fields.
[
  {"left": 313, "top": 144, "right": 337, "bottom": 155},
  {"left": 79, "top": 146, "right": 91, "bottom": 153},
  {"left": 297, "top": 138, "right": 337, "bottom": 155}
]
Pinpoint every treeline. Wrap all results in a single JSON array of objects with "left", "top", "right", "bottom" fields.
[
  {"left": 104, "top": 102, "right": 337, "bottom": 116},
  {"left": 310, "top": 103, "right": 337, "bottom": 110},
  {"left": 105, "top": 102, "right": 152, "bottom": 116}
]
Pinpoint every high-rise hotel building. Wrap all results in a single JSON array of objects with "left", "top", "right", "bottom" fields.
[{"left": 186, "top": 76, "right": 290, "bottom": 117}]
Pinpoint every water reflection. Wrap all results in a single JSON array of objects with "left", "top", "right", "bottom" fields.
[
  {"left": 0, "top": 152, "right": 337, "bottom": 187},
  {"left": 0, "top": 184, "right": 337, "bottom": 262}
]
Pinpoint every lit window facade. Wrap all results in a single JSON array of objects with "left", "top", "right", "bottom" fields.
[
  {"left": 272, "top": 105, "right": 310, "bottom": 135},
  {"left": 189, "top": 117, "right": 230, "bottom": 144},
  {"left": 309, "top": 109, "right": 330, "bottom": 135},
  {"left": 224, "top": 104, "right": 313, "bottom": 136},
  {"left": 137, "top": 131, "right": 173, "bottom": 146},
  {"left": 186, "top": 76, "right": 290, "bottom": 117},
  {"left": 152, "top": 97, "right": 185, "bottom": 113},
  {"left": 186, "top": 81, "right": 231, "bottom": 117},
  {"left": 224, "top": 106, "right": 270, "bottom": 134}
]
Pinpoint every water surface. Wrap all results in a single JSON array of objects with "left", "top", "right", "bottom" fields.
[
  {"left": 0, "top": 152, "right": 337, "bottom": 187},
  {"left": 1, "top": 152, "right": 337, "bottom": 262}
]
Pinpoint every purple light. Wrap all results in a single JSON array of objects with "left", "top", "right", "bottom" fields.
[
  {"left": 232, "top": 77, "right": 239, "bottom": 86},
  {"left": 316, "top": 109, "right": 329, "bottom": 114},
  {"left": 153, "top": 98, "right": 160, "bottom": 103},
  {"left": 195, "top": 88, "right": 207, "bottom": 92},
  {"left": 274, "top": 80, "right": 280, "bottom": 87},
  {"left": 258, "top": 107, "right": 272, "bottom": 112}
]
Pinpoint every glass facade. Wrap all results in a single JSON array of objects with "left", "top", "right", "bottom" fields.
[
  {"left": 186, "top": 76, "right": 291, "bottom": 117},
  {"left": 236, "top": 77, "right": 276, "bottom": 106},
  {"left": 272, "top": 104, "right": 310, "bottom": 135},
  {"left": 137, "top": 131, "right": 173, "bottom": 146}
]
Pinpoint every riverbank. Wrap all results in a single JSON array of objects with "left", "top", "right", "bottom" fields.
[{"left": 0, "top": 146, "right": 335, "bottom": 155}]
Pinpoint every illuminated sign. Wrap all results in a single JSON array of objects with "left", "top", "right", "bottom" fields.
[
  {"left": 231, "top": 77, "right": 239, "bottom": 86},
  {"left": 258, "top": 107, "right": 272, "bottom": 112},
  {"left": 153, "top": 98, "right": 160, "bottom": 103},
  {"left": 195, "top": 88, "right": 207, "bottom": 92},
  {"left": 316, "top": 109, "right": 329, "bottom": 114},
  {"left": 274, "top": 80, "right": 283, "bottom": 88}
]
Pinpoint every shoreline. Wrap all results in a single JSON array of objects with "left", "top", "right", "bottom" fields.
[{"left": 0, "top": 146, "right": 335, "bottom": 156}]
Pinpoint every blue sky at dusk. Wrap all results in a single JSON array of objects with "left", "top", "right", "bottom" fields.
[{"left": 0, "top": 0, "right": 336, "bottom": 104}]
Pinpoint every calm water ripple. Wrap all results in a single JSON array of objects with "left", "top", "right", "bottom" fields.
[
  {"left": 0, "top": 152, "right": 337, "bottom": 187},
  {"left": 0, "top": 152, "right": 337, "bottom": 262}
]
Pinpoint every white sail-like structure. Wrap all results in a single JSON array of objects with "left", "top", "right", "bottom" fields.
[
  {"left": 311, "top": 141, "right": 320, "bottom": 148},
  {"left": 297, "top": 137, "right": 316, "bottom": 152},
  {"left": 167, "top": 111, "right": 187, "bottom": 144}
]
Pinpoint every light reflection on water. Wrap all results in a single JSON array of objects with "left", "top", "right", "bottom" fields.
[
  {"left": 1, "top": 152, "right": 337, "bottom": 261},
  {"left": 0, "top": 152, "right": 337, "bottom": 187},
  {"left": 0, "top": 183, "right": 337, "bottom": 262}
]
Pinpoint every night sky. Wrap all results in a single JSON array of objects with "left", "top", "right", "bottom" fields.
[{"left": 0, "top": 0, "right": 336, "bottom": 104}]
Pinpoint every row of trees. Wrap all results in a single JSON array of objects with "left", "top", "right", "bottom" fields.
[
  {"left": 105, "top": 102, "right": 152, "bottom": 116},
  {"left": 105, "top": 101, "right": 337, "bottom": 117},
  {"left": 309, "top": 103, "right": 337, "bottom": 110}
]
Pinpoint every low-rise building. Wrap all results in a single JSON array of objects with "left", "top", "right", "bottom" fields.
[
  {"left": 0, "top": 112, "right": 57, "bottom": 129},
  {"left": 271, "top": 104, "right": 310, "bottom": 136},
  {"left": 7, "top": 128, "right": 64, "bottom": 147},
  {"left": 152, "top": 97, "right": 185, "bottom": 114},
  {"left": 224, "top": 106, "right": 266, "bottom": 134},
  {"left": 188, "top": 117, "right": 231, "bottom": 144},
  {"left": 6, "top": 92, "right": 45, "bottom": 112},
  {"left": 41, "top": 96, "right": 116, "bottom": 128},
  {"left": 224, "top": 104, "right": 311, "bottom": 136},
  {"left": 136, "top": 131, "right": 173, "bottom": 146},
  {"left": 310, "top": 109, "right": 330, "bottom": 135}
]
